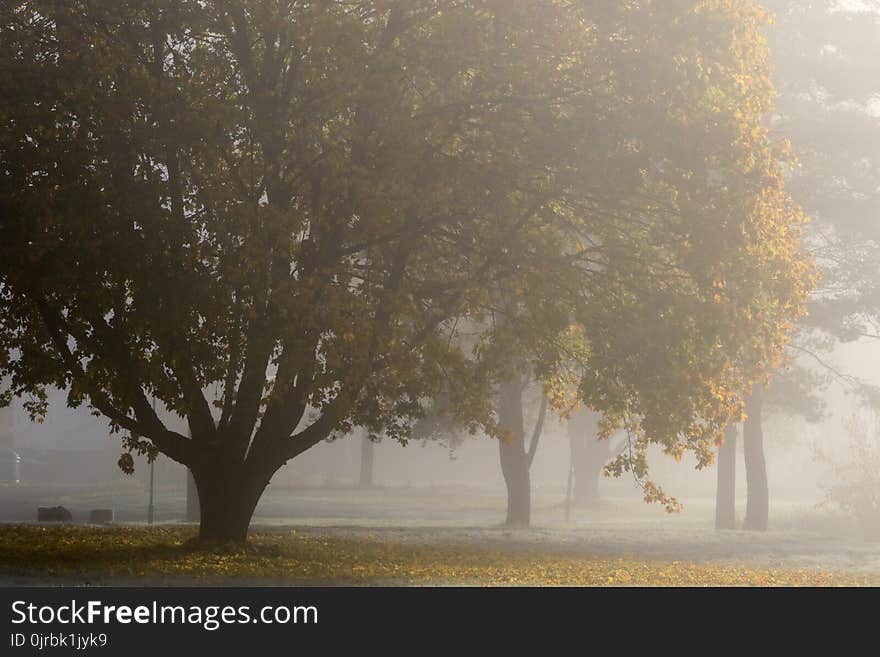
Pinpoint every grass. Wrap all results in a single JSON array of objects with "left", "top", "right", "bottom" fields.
[{"left": 0, "top": 524, "right": 875, "bottom": 586}]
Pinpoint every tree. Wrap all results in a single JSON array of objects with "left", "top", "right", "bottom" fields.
[
  {"left": 186, "top": 470, "right": 200, "bottom": 523},
  {"left": 765, "top": 1, "right": 880, "bottom": 337},
  {"left": 715, "top": 369, "right": 826, "bottom": 531},
  {"left": 715, "top": 424, "right": 738, "bottom": 529},
  {"left": 763, "top": 1, "right": 880, "bottom": 406},
  {"left": 496, "top": 376, "right": 547, "bottom": 527},
  {"left": 1, "top": 1, "right": 814, "bottom": 542},
  {"left": 411, "top": 368, "right": 549, "bottom": 527},
  {"left": 741, "top": 387, "right": 768, "bottom": 530},
  {"left": 712, "top": 0, "right": 880, "bottom": 533},
  {"left": 566, "top": 408, "right": 618, "bottom": 508},
  {"left": 822, "top": 411, "right": 880, "bottom": 540}
]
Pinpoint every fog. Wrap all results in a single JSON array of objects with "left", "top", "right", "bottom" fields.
[
  {"left": 3, "top": 1, "right": 880, "bottom": 586},
  {"left": 3, "top": 332, "right": 879, "bottom": 523}
]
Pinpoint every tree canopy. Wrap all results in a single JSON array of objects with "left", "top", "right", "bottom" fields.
[
  {"left": 0, "top": 0, "right": 814, "bottom": 539},
  {"left": 767, "top": 1, "right": 880, "bottom": 370}
]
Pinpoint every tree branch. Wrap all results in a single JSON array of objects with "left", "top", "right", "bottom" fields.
[
  {"left": 31, "top": 295, "right": 193, "bottom": 465},
  {"left": 526, "top": 394, "right": 548, "bottom": 468}
]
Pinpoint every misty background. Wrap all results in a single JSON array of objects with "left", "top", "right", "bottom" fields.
[{"left": 0, "top": 337, "right": 874, "bottom": 525}]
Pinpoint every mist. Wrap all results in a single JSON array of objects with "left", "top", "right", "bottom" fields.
[{"left": 2, "top": 0, "right": 880, "bottom": 587}]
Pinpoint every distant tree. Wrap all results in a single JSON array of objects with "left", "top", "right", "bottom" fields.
[
  {"left": 765, "top": 1, "right": 880, "bottom": 338},
  {"left": 712, "top": 0, "right": 880, "bottom": 532},
  {"left": 763, "top": 2, "right": 880, "bottom": 400},
  {"left": 715, "top": 424, "right": 738, "bottom": 529},
  {"left": 566, "top": 408, "right": 620, "bottom": 508},
  {"left": 822, "top": 411, "right": 880, "bottom": 540},
  {"left": 411, "top": 365, "right": 549, "bottom": 527},
  {"left": 1, "top": 1, "right": 813, "bottom": 542},
  {"left": 495, "top": 376, "right": 547, "bottom": 527},
  {"left": 715, "top": 367, "right": 826, "bottom": 530},
  {"left": 741, "top": 387, "right": 769, "bottom": 530}
]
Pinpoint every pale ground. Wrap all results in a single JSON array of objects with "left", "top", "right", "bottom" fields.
[{"left": 2, "top": 483, "right": 880, "bottom": 585}]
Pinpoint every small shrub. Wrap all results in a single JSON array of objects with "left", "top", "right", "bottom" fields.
[{"left": 822, "top": 413, "right": 880, "bottom": 540}]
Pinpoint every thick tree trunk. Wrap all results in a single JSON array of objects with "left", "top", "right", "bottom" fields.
[
  {"left": 502, "top": 456, "right": 531, "bottom": 527},
  {"left": 359, "top": 435, "right": 375, "bottom": 488},
  {"left": 715, "top": 424, "right": 737, "bottom": 530},
  {"left": 498, "top": 377, "right": 530, "bottom": 528},
  {"left": 743, "top": 388, "right": 769, "bottom": 531},
  {"left": 192, "top": 465, "right": 269, "bottom": 544},
  {"left": 186, "top": 469, "right": 200, "bottom": 523}
]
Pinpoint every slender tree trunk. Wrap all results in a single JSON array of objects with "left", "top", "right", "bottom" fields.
[
  {"left": 359, "top": 435, "right": 375, "bottom": 488},
  {"left": 574, "top": 452, "right": 601, "bottom": 505},
  {"left": 715, "top": 424, "right": 737, "bottom": 530},
  {"left": 567, "top": 409, "right": 608, "bottom": 507},
  {"left": 570, "top": 431, "right": 603, "bottom": 506},
  {"left": 498, "top": 376, "right": 530, "bottom": 528},
  {"left": 743, "top": 388, "right": 768, "bottom": 531}
]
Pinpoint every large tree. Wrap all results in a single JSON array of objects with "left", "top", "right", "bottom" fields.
[
  {"left": 713, "top": 0, "right": 880, "bottom": 532},
  {"left": 1, "top": 1, "right": 813, "bottom": 541}
]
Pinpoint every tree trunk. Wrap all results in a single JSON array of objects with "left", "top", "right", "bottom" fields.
[
  {"left": 567, "top": 410, "right": 607, "bottom": 507},
  {"left": 573, "top": 447, "right": 602, "bottom": 505},
  {"left": 192, "top": 465, "right": 269, "bottom": 544},
  {"left": 502, "top": 456, "right": 530, "bottom": 527},
  {"left": 743, "top": 388, "right": 768, "bottom": 531},
  {"left": 715, "top": 424, "right": 737, "bottom": 530},
  {"left": 186, "top": 469, "right": 200, "bottom": 523},
  {"left": 359, "top": 435, "right": 375, "bottom": 488},
  {"left": 498, "top": 376, "right": 530, "bottom": 528},
  {"left": 0, "top": 404, "right": 14, "bottom": 451}
]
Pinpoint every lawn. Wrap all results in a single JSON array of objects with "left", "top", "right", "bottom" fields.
[{"left": 0, "top": 524, "right": 874, "bottom": 586}]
